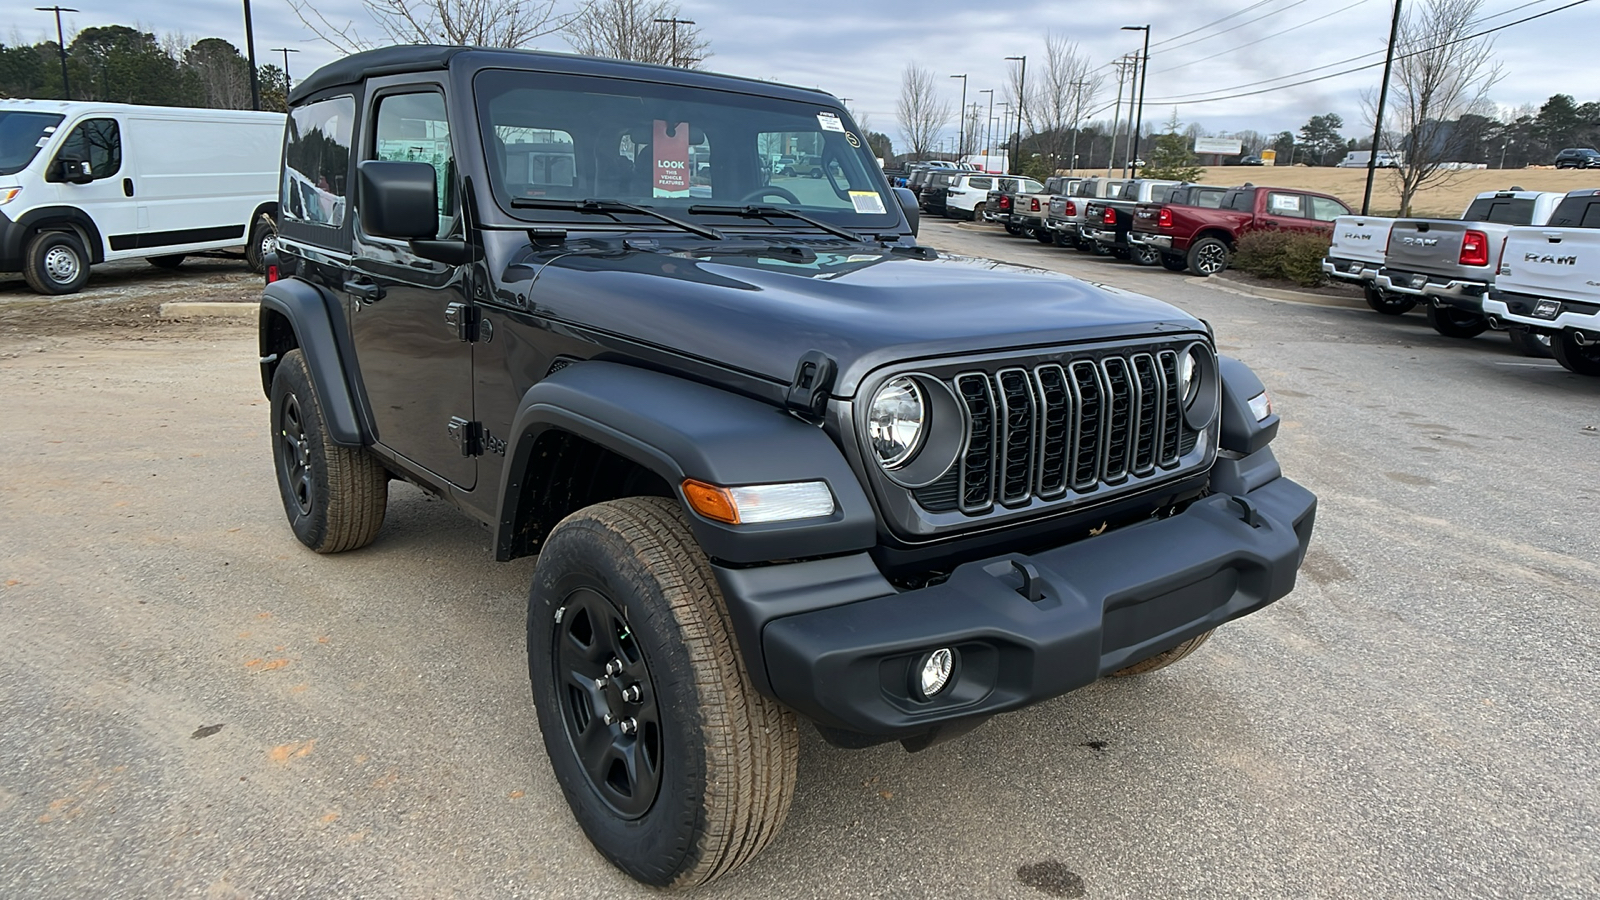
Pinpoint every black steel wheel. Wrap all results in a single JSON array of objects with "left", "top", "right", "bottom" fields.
[
  {"left": 1186, "top": 237, "right": 1230, "bottom": 276},
  {"left": 1425, "top": 303, "right": 1489, "bottom": 339},
  {"left": 527, "top": 497, "right": 799, "bottom": 888},
  {"left": 1364, "top": 283, "right": 1416, "bottom": 315},
  {"left": 1552, "top": 331, "right": 1600, "bottom": 376}
]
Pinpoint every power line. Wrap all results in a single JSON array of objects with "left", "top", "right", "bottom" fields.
[
  {"left": 1148, "top": 0, "right": 1283, "bottom": 49},
  {"left": 1156, "top": 0, "right": 1319, "bottom": 54},
  {"left": 1153, "top": 0, "right": 1373, "bottom": 75}
]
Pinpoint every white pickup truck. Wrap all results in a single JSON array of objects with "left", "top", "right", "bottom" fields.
[
  {"left": 1322, "top": 215, "right": 1401, "bottom": 312},
  {"left": 1483, "top": 188, "right": 1600, "bottom": 376},
  {"left": 1373, "top": 190, "right": 1565, "bottom": 346}
]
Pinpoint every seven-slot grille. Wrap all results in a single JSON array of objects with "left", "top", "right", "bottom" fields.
[{"left": 917, "top": 347, "right": 1203, "bottom": 515}]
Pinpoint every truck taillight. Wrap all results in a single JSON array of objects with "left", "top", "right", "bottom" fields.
[
  {"left": 1460, "top": 230, "right": 1489, "bottom": 267},
  {"left": 1158, "top": 207, "right": 1173, "bottom": 228},
  {"left": 999, "top": 195, "right": 1011, "bottom": 210},
  {"left": 1064, "top": 201, "right": 1076, "bottom": 216},
  {"left": 1030, "top": 198, "right": 1041, "bottom": 212},
  {"left": 1102, "top": 207, "right": 1117, "bottom": 225}
]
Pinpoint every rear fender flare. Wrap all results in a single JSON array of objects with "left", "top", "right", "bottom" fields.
[{"left": 258, "top": 278, "right": 369, "bottom": 447}]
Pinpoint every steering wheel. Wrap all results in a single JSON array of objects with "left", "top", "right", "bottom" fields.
[{"left": 738, "top": 185, "right": 801, "bottom": 205}]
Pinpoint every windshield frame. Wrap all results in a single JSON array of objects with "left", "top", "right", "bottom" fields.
[
  {"left": 0, "top": 110, "right": 66, "bottom": 177},
  {"left": 471, "top": 68, "right": 900, "bottom": 234}
]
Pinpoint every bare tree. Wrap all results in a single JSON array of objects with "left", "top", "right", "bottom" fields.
[
  {"left": 962, "top": 103, "right": 983, "bottom": 158},
  {"left": 565, "top": 0, "right": 709, "bottom": 67},
  {"left": 897, "top": 63, "right": 951, "bottom": 160},
  {"left": 1030, "top": 34, "right": 1102, "bottom": 172},
  {"left": 286, "top": 0, "right": 579, "bottom": 52},
  {"left": 1375, "top": 0, "right": 1504, "bottom": 214}
]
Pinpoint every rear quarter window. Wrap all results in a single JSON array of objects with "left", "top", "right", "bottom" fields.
[
  {"left": 282, "top": 95, "right": 355, "bottom": 231},
  {"left": 1462, "top": 197, "right": 1535, "bottom": 224},
  {"left": 1548, "top": 197, "right": 1600, "bottom": 228}
]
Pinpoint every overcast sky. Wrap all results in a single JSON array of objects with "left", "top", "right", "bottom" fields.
[{"left": 11, "top": 0, "right": 1599, "bottom": 148}]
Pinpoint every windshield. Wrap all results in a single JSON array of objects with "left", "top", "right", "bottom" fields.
[
  {"left": 0, "top": 111, "right": 65, "bottom": 176},
  {"left": 474, "top": 69, "right": 896, "bottom": 230}
]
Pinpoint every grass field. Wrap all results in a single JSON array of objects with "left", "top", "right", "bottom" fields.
[{"left": 1183, "top": 165, "right": 1600, "bottom": 217}]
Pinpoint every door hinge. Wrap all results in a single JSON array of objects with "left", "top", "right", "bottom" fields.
[
  {"left": 447, "top": 416, "right": 484, "bottom": 457},
  {"left": 786, "top": 349, "right": 837, "bottom": 420},
  {"left": 444, "top": 302, "right": 483, "bottom": 342}
]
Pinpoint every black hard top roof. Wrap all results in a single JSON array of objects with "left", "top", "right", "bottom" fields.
[{"left": 289, "top": 44, "right": 838, "bottom": 107}]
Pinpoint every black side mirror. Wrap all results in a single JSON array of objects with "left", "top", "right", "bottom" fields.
[
  {"left": 57, "top": 157, "right": 93, "bottom": 184},
  {"left": 894, "top": 186, "right": 919, "bottom": 237},
  {"left": 357, "top": 160, "right": 439, "bottom": 240}
]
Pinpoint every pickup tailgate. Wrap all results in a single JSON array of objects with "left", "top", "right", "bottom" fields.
[
  {"left": 1329, "top": 216, "right": 1392, "bottom": 265},
  {"left": 1498, "top": 227, "right": 1600, "bottom": 303},
  {"left": 1384, "top": 219, "right": 1480, "bottom": 278}
]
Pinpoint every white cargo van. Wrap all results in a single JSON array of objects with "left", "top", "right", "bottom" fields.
[
  {"left": 1335, "top": 150, "right": 1402, "bottom": 168},
  {"left": 0, "top": 100, "right": 284, "bottom": 294}
]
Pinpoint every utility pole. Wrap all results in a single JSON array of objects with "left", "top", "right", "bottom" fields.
[
  {"left": 270, "top": 46, "right": 300, "bottom": 94},
  {"left": 949, "top": 74, "right": 968, "bottom": 161},
  {"left": 979, "top": 88, "right": 994, "bottom": 164},
  {"left": 1122, "top": 25, "right": 1151, "bottom": 175},
  {"left": 1005, "top": 56, "right": 1026, "bottom": 175},
  {"left": 1108, "top": 56, "right": 1132, "bottom": 177},
  {"left": 242, "top": 0, "right": 260, "bottom": 110},
  {"left": 1068, "top": 79, "right": 1089, "bottom": 177},
  {"left": 1363, "top": 0, "right": 1403, "bottom": 214},
  {"left": 653, "top": 17, "right": 695, "bottom": 68},
  {"left": 35, "top": 6, "right": 77, "bottom": 99}
]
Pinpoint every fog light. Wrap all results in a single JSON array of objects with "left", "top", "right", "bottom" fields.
[
  {"left": 1534, "top": 299, "right": 1562, "bottom": 320},
  {"left": 915, "top": 648, "right": 954, "bottom": 699}
]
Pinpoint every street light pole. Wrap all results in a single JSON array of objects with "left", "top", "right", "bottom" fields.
[
  {"left": 1068, "top": 79, "right": 1088, "bottom": 177},
  {"left": 269, "top": 46, "right": 300, "bottom": 94},
  {"left": 35, "top": 6, "right": 77, "bottom": 99},
  {"left": 242, "top": 0, "right": 261, "bottom": 110},
  {"left": 1005, "top": 56, "right": 1026, "bottom": 175},
  {"left": 1121, "top": 25, "right": 1151, "bottom": 175},
  {"left": 950, "top": 74, "right": 968, "bottom": 162},
  {"left": 653, "top": 17, "right": 696, "bottom": 68},
  {"left": 1363, "top": 0, "right": 1403, "bottom": 214}
]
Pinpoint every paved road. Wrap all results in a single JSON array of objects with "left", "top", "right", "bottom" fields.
[{"left": 2, "top": 219, "right": 1597, "bottom": 899}]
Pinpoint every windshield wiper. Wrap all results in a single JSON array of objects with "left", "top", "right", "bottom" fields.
[
  {"left": 509, "top": 197, "right": 724, "bottom": 240},
  {"left": 686, "top": 204, "right": 865, "bottom": 242}
]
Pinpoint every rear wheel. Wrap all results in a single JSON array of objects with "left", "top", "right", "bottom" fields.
[
  {"left": 1034, "top": 227, "right": 1055, "bottom": 244},
  {"left": 970, "top": 202, "right": 985, "bottom": 221},
  {"left": 1551, "top": 332, "right": 1600, "bottom": 375},
  {"left": 528, "top": 497, "right": 799, "bottom": 887},
  {"left": 1425, "top": 303, "right": 1489, "bottom": 339},
  {"left": 146, "top": 254, "right": 186, "bottom": 269},
  {"left": 1507, "top": 328, "right": 1553, "bottom": 359},
  {"left": 1186, "top": 237, "right": 1230, "bottom": 276},
  {"left": 1004, "top": 222, "right": 1022, "bottom": 236},
  {"left": 1111, "top": 630, "right": 1214, "bottom": 676},
  {"left": 22, "top": 231, "right": 90, "bottom": 295},
  {"left": 245, "top": 213, "right": 277, "bottom": 274},
  {"left": 1364, "top": 283, "right": 1416, "bottom": 315},
  {"left": 1160, "top": 253, "right": 1188, "bottom": 272},
  {"left": 1132, "top": 244, "right": 1161, "bottom": 266}
]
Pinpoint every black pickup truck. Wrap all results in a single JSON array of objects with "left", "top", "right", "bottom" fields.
[
  {"left": 261, "top": 44, "right": 1316, "bottom": 889},
  {"left": 1082, "top": 179, "right": 1181, "bottom": 263}
]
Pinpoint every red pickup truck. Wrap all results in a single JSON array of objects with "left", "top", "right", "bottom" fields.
[{"left": 1131, "top": 184, "right": 1351, "bottom": 276}]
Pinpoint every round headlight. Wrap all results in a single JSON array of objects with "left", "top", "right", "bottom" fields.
[
  {"left": 1179, "top": 347, "right": 1200, "bottom": 408},
  {"left": 868, "top": 376, "right": 926, "bottom": 469}
]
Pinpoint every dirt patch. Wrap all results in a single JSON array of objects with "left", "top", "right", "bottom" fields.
[{"left": 0, "top": 256, "right": 259, "bottom": 339}]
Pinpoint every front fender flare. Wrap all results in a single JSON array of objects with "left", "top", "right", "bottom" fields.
[
  {"left": 259, "top": 279, "right": 369, "bottom": 447},
  {"left": 496, "top": 361, "right": 878, "bottom": 565}
]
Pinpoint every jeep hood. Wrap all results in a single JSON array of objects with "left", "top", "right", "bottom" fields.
[{"left": 512, "top": 245, "right": 1205, "bottom": 394}]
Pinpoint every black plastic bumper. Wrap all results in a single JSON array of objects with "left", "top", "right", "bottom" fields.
[{"left": 717, "top": 473, "right": 1315, "bottom": 740}]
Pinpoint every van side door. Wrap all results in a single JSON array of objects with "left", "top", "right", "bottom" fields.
[
  {"left": 346, "top": 83, "right": 477, "bottom": 490},
  {"left": 46, "top": 115, "right": 137, "bottom": 260}
]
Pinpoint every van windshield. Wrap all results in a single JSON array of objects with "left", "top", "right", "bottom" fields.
[
  {"left": 473, "top": 70, "right": 896, "bottom": 231},
  {"left": 0, "top": 111, "right": 65, "bottom": 176}
]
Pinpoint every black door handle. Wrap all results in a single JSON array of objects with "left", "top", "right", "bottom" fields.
[
  {"left": 122, "top": 178, "right": 133, "bottom": 197},
  {"left": 345, "top": 279, "right": 385, "bottom": 303}
]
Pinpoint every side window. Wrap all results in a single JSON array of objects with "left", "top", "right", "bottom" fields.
[
  {"left": 373, "top": 91, "right": 457, "bottom": 239},
  {"left": 1582, "top": 202, "right": 1600, "bottom": 229},
  {"left": 56, "top": 117, "right": 120, "bottom": 180},
  {"left": 969, "top": 177, "right": 992, "bottom": 191},
  {"left": 282, "top": 96, "right": 354, "bottom": 229},
  {"left": 1196, "top": 190, "right": 1225, "bottom": 209},
  {"left": 1310, "top": 196, "right": 1348, "bottom": 221},
  {"left": 1267, "top": 192, "right": 1305, "bottom": 217}
]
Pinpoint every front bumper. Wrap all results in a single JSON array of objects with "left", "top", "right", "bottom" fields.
[
  {"left": 1322, "top": 256, "right": 1379, "bottom": 284},
  {"left": 1375, "top": 267, "right": 1489, "bottom": 311},
  {"left": 716, "top": 469, "right": 1315, "bottom": 740}
]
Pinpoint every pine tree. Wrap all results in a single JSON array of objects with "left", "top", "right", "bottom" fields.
[{"left": 1141, "top": 111, "right": 1205, "bottom": 182}]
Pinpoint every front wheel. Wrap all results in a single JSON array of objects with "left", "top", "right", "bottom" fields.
[
  {"left": 1111, "top": 630, "right": 1214, "bottom": 676},
  {"left": 528, "top": 497, "right": 799, "bottom": 888},
  {"left": 1364, "top": 283, "right": 1416, "bottom": 315},
  {"left": 1425, "top": 303, "right": 1489, "bottom": 338},
  {"left": 22, "top": 230, "right": 90, "bottom": 295},
  {"left": 1186, "top": 237, "right": 1230, "bottom": 276},
  {"left": 1551, "top": 331, "right": 1600, "bottom": 375}
]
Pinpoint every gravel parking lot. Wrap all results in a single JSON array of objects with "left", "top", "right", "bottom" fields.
[{"left": 2, "top": 222, "right": 1597, "bottom": 899}]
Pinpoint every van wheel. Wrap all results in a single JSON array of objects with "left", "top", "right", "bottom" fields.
[
  {"left": 1551, "top": 332, "right": 1600, "bottom": 376},
  {"left": 1364, "top": 284, "right": 1415, "bottom": 315},
  {"left": 1111, "top": 630, "right": 1214, "bottom": 676},
  {"left": 22, "top": 231, "right": 90, "bottom": 295},
  {"left": 1425, "top": 304, "right": 1488, "bottom": 339},
  {"left": 246, "top": 214, "right": 277, "bottom": 274},
  {"left": 1186, "top": 237, "right": 1230, "bottom": 276},
  {"left": 146, "top": 255, "right": 186, "bottom": 269},
  {"left": 528, "top": 497, "right": 799, "bottom": 887},
  {"left": 1507, "top": 328, "right": 1552, "bottom": 359},
  {"left": 269, "top": 349, "right": 388, "bottom": 552}
]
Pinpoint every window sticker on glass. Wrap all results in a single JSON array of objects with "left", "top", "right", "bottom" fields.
[
  {"left": 817, "top": 112, "right": 845, "bottom": 133},
  {"left": 848, "top": 190, "right": 885, "bottom": 215},
  {"left": 1269, "top": 193, "right": 1303, "bottom": 214},
  {"left": 653, "top": 120, "right": 690, "bottom": 198}
]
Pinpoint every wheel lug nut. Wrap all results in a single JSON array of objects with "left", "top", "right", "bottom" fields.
[
  {"left": 619, "top": 717, "right": 638, "bottom": 735},
  {"left": 622, "top": 684, "right": 642, "bottom": 703},
  {"left": 594, "top": 676, "right": 608, "bottom": 690},
  {"left": 603, "top": 712, "right": 616, "bottom": 726},
  {"left": 604, "top": 658, "right": 624, "bottom": 676}
]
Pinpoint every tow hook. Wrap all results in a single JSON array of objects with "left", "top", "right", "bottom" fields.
[{"left": 1229, "top": 496, "right": 1264, "bottom": 528}]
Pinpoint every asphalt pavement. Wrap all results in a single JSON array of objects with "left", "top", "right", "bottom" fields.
[{"left": 1, "top": 220, "right": 1596, "bottom": 899}]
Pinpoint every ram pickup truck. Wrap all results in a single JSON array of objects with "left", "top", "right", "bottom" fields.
[
  {"left": 995, "top": 176, "right": 1049, "bottom": 237},
  {"left": 1483, "top": 188, "right": 1600, "bottom": 375},
  {"left": 1322, "top": 215, "right": 1401, "bottom": 312},
  {"left": 1082, "top": 179, "right": 1181, "bottom": 264},
  {"left": 1012, "top": 175, "right": 1084, "bottom": 243},
  {"left": 1044, "top": 177, "right": 1126, "bottom": 249},
  {"left": 260, "top": 44, "right": 1317, "bottom": 890},
  {"left": 1375, "top": 189, "right": 1564, "bottom": 340},
  {"left": 1134, "top": 184, "right": 1350, "bottom": 276},
  {"left": 1129, "top": 183, "right": 1229, "bottom": 270}
]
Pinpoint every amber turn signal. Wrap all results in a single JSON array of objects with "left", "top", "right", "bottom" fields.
[{"left": 682, "top": 479, "right": 740, "bottom": 524}]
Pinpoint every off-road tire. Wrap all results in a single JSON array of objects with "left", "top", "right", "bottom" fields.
[
  {"left": 970, "top": 202, "right": 985, "bottom": 221},
  {"left": 146, "top": 254, "right": 186, "bottom": 269},
  {"left": 1186, "top": 237, "right": 1230, "bottom": 277},
  {"left": 1111, "top": 629, "right": 1215, "bottom": 676},
  {"left": 246, "top": 213, "right": 277, "bottom": 274},
  {"left": 527, "top": 497, "right": 800, "bottom": 888},
  {"left": 1425, "top": 303, "right": 1489, "bottom": 339},
  {"left": 22, "top": 230, "right": 90, "bottom": 295},
  {"left": 1507, "top": 328, "right": 1553, "bottom": 359},
  {"left": 1551, "top": 331, "right": 1600, "bottom": 376},
  {"left": 1364, "top": 283, "right": 1415, "bottom": 315},
  {"left": 1159, "top": 252, "right": 1188, "bottom": 272},
  {"left": 269, "top": 349, "right": 387, "bottom": 552},
  {"left": 1132, "top": 244, "right": 1161, "bottom": 266}
]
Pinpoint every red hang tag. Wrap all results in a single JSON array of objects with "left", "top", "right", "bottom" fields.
[{"left": 653, "top": 120, "right": 690, "bottom": 198}]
